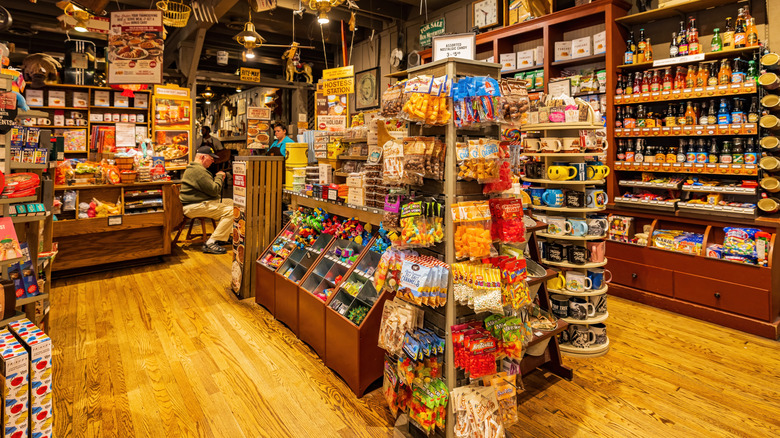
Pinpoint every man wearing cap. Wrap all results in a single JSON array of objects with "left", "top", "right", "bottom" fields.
[{"left": 180, "top": 146, "right": 232, "bottom": 254}]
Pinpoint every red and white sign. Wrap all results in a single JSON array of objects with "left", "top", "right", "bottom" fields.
[{"left": 108, "top": 10, "right": 164, "bottom": 84}]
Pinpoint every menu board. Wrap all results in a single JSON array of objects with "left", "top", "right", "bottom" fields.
[
  {"left": 153, "top": 97, "right": 191, "bottom": 127},
  {"left": 108, "top": 10, "right": 164, "bottom": 84},
  {"left": 246, "top": 120, "right": 270, "bottom": 149},
  {"left": 231, "top": 161, "right": 247, "bottom": 296},
  {"left": 152, "top": 85, "right": 192, "bottom": 159},
  {"left": 315, "top": 83, "right": 348, "bottom": 131}
]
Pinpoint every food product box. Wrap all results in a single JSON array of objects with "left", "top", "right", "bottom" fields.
[
  {"left": 516, "top": 50, "right": 535, "bottom": 68},
  {"left": 499, "top": 53, "right": 516, "bottom": 72},
  {"left": 346, "top": 173, "right": 365, "bottom": 188},
  {"left": 8, "top": 319, "right": 51, "bottom": 438},
  {"left": 554, "top": 41, "right": 572, "bottom": 61},
  {"left": 535, "top": 46, "right": 544, "bottom": 65},
  {"left": 348, "top": 187, "right": 366, "bottom": 206},
  {"left": 72, "top": 91, "right": 88, "bottom": 108},
  {"left": 0, "top": 328, "right": 29, "bottom": 438},
  {"left": 485, "top": 56, "right": 495, "bottom": 63},
  {"left": 318, "top": 163, "right": 332, "bottom": 185},
  {"left": 593, "top": 31, "right": 606, "bottom": 54},
  {"left": 571, "top": 36, "right": 592, "bottom": 58},
  {"left": 47, "top": 91, "right": 65, "bottom": 108}
]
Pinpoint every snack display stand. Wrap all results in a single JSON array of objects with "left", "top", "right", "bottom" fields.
[{"left": 256, "top": 222, "right": 301, "bottom": 314}]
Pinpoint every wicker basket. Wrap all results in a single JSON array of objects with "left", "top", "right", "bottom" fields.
[
  {"left": 117, "top": 163, "right": 134, "bottom": 171},
  {"left": 120, "top": 171, "right": 138, "bottom": 184},
  {"left": 156, "top": 0, "right": 191, "bottom": 27}
]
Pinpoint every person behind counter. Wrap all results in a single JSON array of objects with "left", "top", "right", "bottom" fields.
[
  {"left": 196, "top": 126, "right": 223, "bottom": 151},
  {"left": 266, "top": 123, "right": 293, "bottom": 157},
  {"left": 180, "top": 146, "right": 233, "bottom": 255}
]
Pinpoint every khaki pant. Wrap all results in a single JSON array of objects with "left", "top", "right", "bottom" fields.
[{"left": 182, "top": 199, "right": 234, "bottom": 242}]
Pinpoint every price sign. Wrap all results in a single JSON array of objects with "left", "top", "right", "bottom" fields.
[{"left": 432, "top": 33, "right": 476, "bottom": 62}]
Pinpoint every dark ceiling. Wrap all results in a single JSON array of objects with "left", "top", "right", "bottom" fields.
[{"left": 0, "top": 0, "right": 450, "bottom": 84}]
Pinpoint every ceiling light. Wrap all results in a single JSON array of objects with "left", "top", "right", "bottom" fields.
[
  {"left": 202, "top": 86, "right": 214, "bottom": 98},
  {"left": 236, "top": 86, "right": 242, "bottom": 93},
  {"left": 205, "top": 99, "right": 211, "bottom": 104},
  {"left": 234, "top": 10, "right": 265, "bottom": 50},
  {"left": 309, "top": 0, "right": 344, "bottom": 26},
  {"left": 244, "top": 49, "right": 255, "bottom": 59},
  {"left": 318, "top": 12, "right": 330, "bottom": 24}
]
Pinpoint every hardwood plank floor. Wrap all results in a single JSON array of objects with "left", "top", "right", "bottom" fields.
[{"left": 50, "top": 245, "right": 780, "bottom": 437}]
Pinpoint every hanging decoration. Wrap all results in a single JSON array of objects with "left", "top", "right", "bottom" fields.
[
  {"left": 156, "top": 0, "right": 192, "bottom": 27},
  {"left": 308, "top": 0, "right": 347, "bottom": 25},
  {"left": 234, "top": 8, "right": 265, "bottom": 60},
  {"left": 283, "top": 42, "right": 314, "bottom": 83}
]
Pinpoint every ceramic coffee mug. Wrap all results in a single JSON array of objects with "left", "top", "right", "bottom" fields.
[
  {"left": 567, "top": 218, "right": 588, "bottom": 237},
  {"left": 568, "top": 324, "right": 595, "bottom": 348},
  {"left": 529, "top": 187, "right": 546, "bottom": 206},
  {"left": 137, "top": 115, "right": 145, "bottom": 123},
  {"left": 569, "top": 163, "right": 588, "bottom": 181},
  {"left": 524, "top": 138, "right": 542, "bottom": 152},
  {"left": 37, "top": 118, "right": 51, "bottom": 125},
  {"left": 544, "top": 242, "right": 565, "bottom": 262},
  {"left": 547, "top": 272, "right": 566, "bottom": 290},
  {"left": 586, "top": 268, "right": 612, "bottom": 290},
  {"left": 586, "top": 164, "right": 611, "bottom": 180},
  {"left": 541, "top": 137, "right": 562, "bottom": 152},
  {"left": 71, "top": 111, "right": 84, "bottom": 119},
  {"left": 565, "top": 189, "right": 585, "bottom": 208},
  {"left": 104, "top": 113, "right": 112, "bottom": 121},
  {"left": 129, "top": 114, "right": 137, "bottom": 123},
  {"left": 565, "top": 271, "right": 593, "bottom": 292},
  {"left": 568, "top": 297, "right": 596, "bottom": 320},
  {"left": 542, "top": 189, "right": 565, "bottom": 207},
  {"left": 547, "top": 216, "right": 572, "bottom": 236},
  {"left": 547, "top": 165, "right": 577, "bottom": 181},
  {"left": 586, "top": 188, "right": 607, "bottom": 208},
  {"left": 121, "top": 114, "right": 129, "bottom": 122},
  {"left": 567, "top": 246, "right": 591, "bottom": 265},
  {"left": 525, "top": 161, "right": 546, "bottom": 179},
  {"left": 586, "top": 217, "right": 608, "bottom": 236},
  {"left": 550, "top": 294, "right": 569, "bottom": 319},
  {"left": 562, "top": 137, "right": 582, "bottom": 152},
  {"left": 65, "top": 119, "right": 75, "bottom": 126},
  {"left": 589, "top": 323, "right": 608, "bottom": 345},
  {"left": 587, "top": 241, "right": 606, "bottom": 263},
  {"left": 589, "top": 294, "right": 608, "bottom": 315},
  {"left": 112, "top": 113, "right": 121, "bottom": 122}
]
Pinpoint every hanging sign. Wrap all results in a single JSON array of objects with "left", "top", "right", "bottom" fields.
[
  {"left": 247, "top": 106, "right": 271, "bottom": 120},
  {"left": 217, "top": 51, "right": 229, "bottom": 65},
  {"left": 432, "top": 33, "right": 476, "bottom": 62},
  {"left": 322, "top": 65, "right": 354, "bottom": 80},
  {"left": 315, "top": 83, "right": 348, "bottom": 131},
  {"left": 322, "top": 77, "right": 354, "bottom": 95},
  {"left": 240, "top": 67, "right": 262, "bottom": 83},
  {"left": 107, "top": 10, "right": 164, "bottom": 84},
  {"left": 420, "top": 18, "right": 445, "bottom": 48}
]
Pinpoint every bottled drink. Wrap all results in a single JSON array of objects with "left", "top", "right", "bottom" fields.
[
  {"left": 625, "top": 31, "right": 635, "bottom": 64},
  {"left": 685, "top": 65, "right": 697, "bottom": 88},
  {"left": 688, "top": 17, "right": 700, "bottom": 54},
  {"left": 636, "top": 104, "right": 647, "bottom": 127},
  {"left": 731, "top": 58, "right": 745, "bottom": 84},
  {"left": 747, "top": 17, "right": 759, "bottom": 47},
  {"left": 624, "top": 74, "right": 633, "bottom": 94},
  {"left": 644, "top": 37, "right": 654, "bottom": 62},
  {"left": 624, "top": 105, "right": 636, "bottom": 128},
  {"left": 625, "top": 139, "right": 636, "bottom": 162},
  {"left": 651, "top": 69, "right": 661, "bottom": 92},
  {"left": 670, "top": 32, "right": 679, "bottom": 57},
  {"left": 685, "top": 101, "right": 696, "bottom": 125},
  {"left": 708, "top": 139, "right": 720, "bottom": 163},
  {"left": 662, "top": 68, "right": 673, "bottom": 91},
  {"left": 718, "top": 59, "right": 732, "bottom": 85},
  {"left": 699, "top": 101, "right": 709, "bottom": 125},
  {"left": 676, "top": 141, "right": 686, "bottom": 162},
  {"left": 747, "top": 56, "right": 758, "bottom": 81},
  {"left": 634, "top": 139, "right": 645, "bottom": 162},
  {"left": 616, "top": 140, "right": 626, "bottom": 161},
  {"left": 708, "top": 62, "right": 719, "bottom": 86},
  {"left": 696, "top": 139, "right": 708, "bottom": 163},
  {"left": 641, "top": 71, "right": 651, "bottom": 93},
  {"left": 748, "top": 96, "right": 759, "bottom": 123},
  {"left": 723, "top": 17, "right": 734, "bottom": 49},
  {"left": 678, "top": 21, "right": 689, "bottom": 56},
  {"left": 732, "top": 138, "right": 745, "bottom": 163},
  {"left": 707, "top": 99, "right": 717, "bottom": 125},
  {"left": 731, "top": 98, "right": 745, "bottom": 123},
  {"left": 655, "top": 145, "right": 666, "bottom": 163},
  {"left": 718, "top": 98, "right": 731, "bottom": 124},
  {"left": 665, "top": 104, "right": 677, "bottom": 126},
  {"left": 637, "top": 29, "right": 647, "bottom": 63},
  {"left": 744, "top": 138, "right": 758, "bottom": 164},
  {"left": 696, "top": 63, "right": 709, "bottom": 87},
  {"left": 734, "top": 8, "right": 746, "bottom": 49},
  {"left": 674, "top": 66, "right": 686, "bottom": 90},
  {"left": 633, "top": 72, "right": 642, "bottom": 94},
  {"left": 615, "top": 106, "right": 623, "bottom": 128},
  {"left": 685, "top": 139, "right": 696, "bottom": 163},
  {"left": 720, "top": 140, "right": 733, "bottom": 164},
  {"left": 630, "top": 30, "right": 638, "bottom": 64},
  {"left": 616, "top": 74, "right": 624, "bottom": 95},
  {"left": 711, "top": 28, "right": 723, "bottom": 52},
  {"left": 677, "top": 102, "right": 687, "bottom": 126}
]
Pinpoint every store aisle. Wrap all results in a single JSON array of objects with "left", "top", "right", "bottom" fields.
[{"left": 50, "top": 247, "right": 780, "bottom": 438}]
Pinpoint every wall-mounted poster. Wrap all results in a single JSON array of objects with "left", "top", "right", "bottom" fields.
[
  {"left": 355, "top": 67, "right": 379, "bottom": 110},
  {"left": 315, "top": 83, "right": 347, "bottom": 131},
  {"left": 153, "top": 130, "right": 189, "bottom": 160},
  {"left": 108, "top": 10, "right": 164, "bottom": 84}
]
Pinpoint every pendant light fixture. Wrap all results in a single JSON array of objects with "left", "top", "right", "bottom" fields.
[
  {"left": 308, "top": 0, "right": 346, "bottom": 25},
  {"left": 234, "top": 9, "right": 265, "bottom": 51},
  {"left": 202, "top": 86, "right": 214, "bottom": 99}
]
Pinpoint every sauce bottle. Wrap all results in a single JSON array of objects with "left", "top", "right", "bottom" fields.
[
  {"left": 641, "top": 71, "right": 651, "bottom": 93},
  {"left": 707, "top": 99, "right": 717, "bottom": 125},
  {"left": 748, "top": 96, "right": 759, "bottom": 123},
  {"left": 625, "top": 139, "right": 635, "bottom": 162},
  {"left": 696, "top": 63, "right": 709, "bottom": 87},
  {"left": 744, "top": 138, "right": 758, "bottom": 164},
  {"left": 685, "top": 139, "right": 697, "bottom": 163},
  {"left": 670, "top": 32, "right": 679, "bottom": 57},
  {"left": 695, "top": 139, "right": 708, "bottom": 163},
  {"left": 717, "top": 98, "right": 731, "bottom": 124},
  {"left": 708, "top": 139, "right": 720, "bottom": 163},
  {"left": 723, "top": 17, "right": 734, "bottom": 49},
  {"left": 684, "top": 101, "right": 696, "bottom": 125},
  {"left": 747, "top": 17, "right": 758, "bottom": 47},
  {"left": 688, "top": 18, "right": 700, "bottom": 54},
  {"left": 707, "top": 62, "right": 719, "bottom": 86},
  {"left": 698, "top": 101, "right": 709, "bottom": 125},
  {"left": 734, "top": 8, "right": 746, "bottom": 49},
  {"left": 676, "top": 140, "right": 686, "bottom": 163},
  {"left": 718, "top": 59, "right": 731, "bottom": 85},
  {"left": 732, "top": 138, "right": 745, "bottom": 164},
  {"left": 662, "top": 68, "right": 673, "bottom": 91},
  {"left": 644, "top": 37, "right": 654, "bottom": 62},
  {"left": 665, "top": 103, "right": 676, "bottom": 126},
  {"left": 731, "top": 58, "right": 745, "bottom": 84},
  {"left": 731, "top": 98, "right": 745, "bottom": 123},
  {"left": 678, "top": 21, "right": 689, "bottom": 56},
  {"left": 637, "top": 29, "right": 647, "bottom": 63},
  {"left": 650, "top": 69, "right": 661, "bottom": 92},
  {"left": 720, "top": 140, "right": 733, "bottom": 164},
  {"left": 677, "top": 102, "right": 687, "bottom": 126},
  {"left": 685, "top": 64, "right": 697, "bottom": 89},
  {"left": 633, "top": 72, "right": 642, "bottom": 94}
]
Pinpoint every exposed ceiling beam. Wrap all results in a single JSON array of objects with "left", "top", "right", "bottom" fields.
[
  {"left": 163, "top": 0, "right": 242, "bottom": 70},
  {"left": 195, "top": 70, "right": 314, "bottom": 90},
  {"left": 185, "top": 28, "right": 209, "bottom": 88}
]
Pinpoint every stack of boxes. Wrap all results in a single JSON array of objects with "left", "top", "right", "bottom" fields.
[
  {"left": 292, "top": 168, "right": 307, "bottom": 194},
  {"left": 553, "top": 31, "right": 606, "bottom": 62},
  {"left": 363, "top": 164, "right": 383, "bottom": 208},
  {"left": 1, "top": 318, "right": 52, "bottom": 438},
  {"left": 346, "top": 173, "right": 366, "bottom": 206}
]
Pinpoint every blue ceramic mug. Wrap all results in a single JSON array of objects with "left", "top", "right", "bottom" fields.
[
  {"left": 529, "top": 187, "right": 546, "bottom": 206},
  {"left": 542, "top": 189, "right": 565, "bottom": 207},
  {"left": 567, "top": 218, "right": 589, "bottom": 236},
  {"left": 587, "top": 268, "right": 612, "bottom": 290},
  {"left": 570, "top": 163, "right": 588, "bottom": 181}
]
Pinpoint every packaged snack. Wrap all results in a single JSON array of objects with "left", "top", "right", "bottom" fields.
[
  {"left": 381, "top": 80, "right": 406, "bottom": 118},
  {"left": 723, "top": 227, "right": 761, "bottom": 263},
  {"left": 452, "top": 201, "right": 494, "bottom": 259},
  {"left": 382, "top": 138, "right": 404, "bottom": 185}
]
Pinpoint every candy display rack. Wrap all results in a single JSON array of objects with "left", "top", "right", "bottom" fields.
[
  {"left": 255, "top": 222, "right": 299, "bottom": 315},
  {"left": 522, "top": 121, "right": 611, "bottom": 357}
]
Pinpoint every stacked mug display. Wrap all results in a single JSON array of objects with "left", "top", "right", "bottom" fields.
[
  {"left": 540, "top": 215, "right": 608, "bottom": 238},
  {"left": 541, "top": 239, "right": 606, "bottom": 265},
  {"left": 528, "top": 187, "right": 607, "bottom": 210},
  {"left": 524, "top": 160, "right": 610, "bottom": 182}
]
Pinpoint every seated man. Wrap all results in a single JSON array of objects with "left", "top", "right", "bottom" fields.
[{"left": 180, "top": 146, "right": 233, "bottom": 254}]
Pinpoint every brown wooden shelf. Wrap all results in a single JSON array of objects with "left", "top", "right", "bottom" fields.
[
  {"left": 27, "top": 106, "right": 88, "bottom": 110},
  {"left": 614, "top": 161, "right": 759, "bottom": 176},
  {"left": 616, "top": 0, "right": 746, "bottom": 25},
  {"left": 27, "top": 125, "right": 87, "bottom": 129},
  {"left": 501, "top": 64, "right": 543, "bottom": 75},
  {"left": 89, "top": 106, "right": 149, "bottom": 110},
  {"left": 615, "top": 124, "right": 757, "bottom": 138},
  {"left": 16, "top": 293, "right": 49, "bottom": 307},
  {"left": 614, "top": 88, "right": 757, "bottom": 105},
  {"left": 617, "top": 47, "right": 761, "bottom": 71}
]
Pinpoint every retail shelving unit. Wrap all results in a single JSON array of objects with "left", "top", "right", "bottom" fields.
[{"left": 256, "top": 221, "right": 300, "bottom": 315}]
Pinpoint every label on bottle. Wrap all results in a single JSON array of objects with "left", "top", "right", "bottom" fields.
[
  {"left": 677, "top": 153, "right": 686, "bottom": 162},
  {"left": 679, "top": 44, "right": 688, "bottom": 55},
  {"left": 670, "top": 46, "right": 678, "bottom": 57},
  {"left": 637, "top": 119, "right": 646, "bottom": 128},
  {"left": 720, "top": 155, "right": 733, "bottom": 164},
  {"left": 718, "top": 114, "right": 731, "bottom": 124},
  {"left": 696, "top": 153, "right": 708, "bottom": 163},
  {"left": 734, "top": 33, "right": 746, "bottom": 47},
  {"left": 732, "top": 72, "right": 745, "bottom": 83},
  {"left": 744, "top": 152, "right": 758, "bottom": 164},
  {"left": 617, "top": 152, "right": 626, "bottom": 161},
  {"left": 732, "top": 154, "right": 744, "bottom": 164},
  {"left": 655, "top": 153, "right": 666, "bottom": 162},
  {"left": 625, "top": 52, "right": 633, "bottom": 64},
  {"left": 666, "top": 153, "right": 676, "bottom": 163},
  {"left": 678, "top": 117, "right": 687, "bottom": 125},
  {"left": 708, "top": 116, "right": 717, "bottom": 125},
  {"left": 732, "top": 111, "right": 745, "bottom": 123},
  {"left": 625, "top": 151, "right": 635, "bottom": 161},
  {"left": 689, "top": 43, "right": 699, "bottom": 54},
  {"left": 748, "top": 113, "right": 759, "bottom": 123},
  {"left": 646, "top": 119, "right": 656, "bottom": 128},
  {"left": 686, "top": 152, "right": 697, "bottom": 162},
  {"left": 699, "top": 116, "right": 708, "bottom": 125},
  {"left": 712, "top": 41, "right": 722, "bottom": 52},
  {"left": 663, "top": 82, "right": 672, "bottom": 91},
  {"left": 708, "top": 154, "right": 719, "bottom": 163},
  {"left": 634, "top": 153, "right": 644, "bottom": 162}
]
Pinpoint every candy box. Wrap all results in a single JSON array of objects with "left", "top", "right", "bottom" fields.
[
  {"left": 0, "top": 328, "right": 29, "bottom": 438},
  {"left": 571, "top": 36, "right": 592, "bottom": 59},
  {"left": 554, "top": 41, "right": 572, "bottom": 61},
  {"left": 8, "top": 319, "right": 51, "bottom": 438}
]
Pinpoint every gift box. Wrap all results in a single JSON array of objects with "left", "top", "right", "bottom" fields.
[
  {"left": 8, "top": 319, "right": 51, "bottom": 438},
  {"left": 554, "top": 41, "right": 572, "bottom": 61},
  {"left": 571, "top": 36, "right": 592, "bottom": 59},
  {"left": 516, "top": 50, "right": 535, "bottom": 68}
]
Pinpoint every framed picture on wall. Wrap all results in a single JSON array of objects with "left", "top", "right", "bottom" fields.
[
  {"left": 237, "top": 98, "right": 246, "bottom": 115},
  {"left": 355, "top": 67, "right": 380, "bottom": 110}
]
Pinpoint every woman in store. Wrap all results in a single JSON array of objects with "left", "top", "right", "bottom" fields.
[{"left": 266, "top": 123, "right": 293, "bottom": 158}]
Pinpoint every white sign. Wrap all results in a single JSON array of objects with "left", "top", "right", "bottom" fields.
[
  {"left": 432, "top": 33, "right": 476, "bottom": 62},
  {"left": 653, "top": 53, "right": 705, "bottom": 67},
  {"left": 317, "top": 115, "right": 347, "bottom": 131}
]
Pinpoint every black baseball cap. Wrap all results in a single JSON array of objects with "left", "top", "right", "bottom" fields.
[{"left": 196, "top": 146, "right": 219, "bottom": 159}]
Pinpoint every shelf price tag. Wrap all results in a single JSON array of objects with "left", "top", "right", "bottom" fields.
[
  {"left": 652, "top": 127, "right": 661, "bottom": 136},
  {"left": 705, "top": 86, "right": 716, "bottom": 95},
  {"left": 108, "top": 215, "right": 122, "bottom": 226},
  {"left": 730, "top": 84, "right": 742, "bottom": 91}
]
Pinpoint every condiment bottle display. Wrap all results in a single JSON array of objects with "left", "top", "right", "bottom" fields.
[
  {"left": 711, "top": 28, "right": 722, "bottom": 52},
  {"left": 637, "top": 28, "right": 647, "bottom": 63},
  {"left": 732, "top": 138, "right": 745, "bottom": 164},
  {"left": 662, "top": 68, "right": 673, "bottom": 91},
  {"left": 723, "top": 17, "right": 734, "bottom": 49},
  {"left": 720, "top": 140, "right": 733, "bottom": 164},
  {"left": 718, "top": 59, "right": 732, "bottom": 85}
]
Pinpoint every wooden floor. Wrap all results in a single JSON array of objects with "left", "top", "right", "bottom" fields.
[{"left": 50, "top": 245, "right": 780, "bottom": 437}]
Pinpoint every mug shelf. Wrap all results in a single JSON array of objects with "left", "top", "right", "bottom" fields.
[
  {"left": 547, "top": 285, "right": 609, "bottom": 297},
  {"left": 561, "top": 311, "right": 609, "bottom": 325},
  {"left": 522, "top": 177, "right": 606, "bottom": 185},
  {"left": 523, "top": 152, "right": 605, "bottom": 157},
  {"left": 531, "top": 205, "right": 606, "bottom": 213},
  {"left": 523, "top": 122, "right": 603, "bottom": 130},
  {"left": 535, "top": 232, "right": 606, "bottom": 241},
  {"left": 542, "top": 258, "right": 609, "bottom": 269},
  {"left": 559, "top": 338, "right": 610, "bottom": 356}
]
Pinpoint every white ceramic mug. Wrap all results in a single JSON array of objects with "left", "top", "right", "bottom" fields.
[
  {"left": 547, "top": 216, "right": 572, "bottom": 236},
  {"left": 541, "top": 137, "right": 562, "bottom": 153},
  {"left": 589, "top": 294, "right": 608, "bottom": 315},
  {"left": 137, "top": 114, "right": 145, "bottom": 123},
  {"left": 104, "top": 113, "right": 112, "bottom": 121},
  {"left": 569, "top": 324, "right": 595, "bottom": 348},
  {"left": 565, "top": 271, "right": 593, "bottom": 292},
  {"left": 65, "top": 119, "right": 75, "bottom": 126},
  {"left": 562, "top": 137, "right": 582, "bottom": 152},
  {"left": 121, "top": 114, "right": 129, "bottom": 122},
  {"left": 524, "top": 138, "right": 542, "bottom": 152},
  {"left": 589, "top": 323, "right": 608, "bottom": 345},
  {"left": 129, "top": 114, "right": 137, "bottom": 123},
  {"left": 112, "top": 113, "right": 120, "bottom": 122},
  {"left": 37, "top": 118, "right": 51, "bottom": 125},
  {"left": 568, "top": 297, "right": 596, "bottom": 320}
]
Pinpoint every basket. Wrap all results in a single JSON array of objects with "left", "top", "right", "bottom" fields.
[
  {"left": 156, "top": 0, "right": 191, "bottom": 27},
  {"left": 115, "top": 157, "right": 134, "bottom": 166},
  {"left": 120, "top": 171, "right": 138, "bottom": 184}
]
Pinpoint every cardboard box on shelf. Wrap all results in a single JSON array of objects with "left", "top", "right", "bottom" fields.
[
  {"left": 348, "top": 187, "right": 366, "bottom": 206},
  {"left": 516, "top": 50, "right": 535, "bottom": 68},
  {"left": 485, "top": 56, "right": 495, "bottom": 63},
  {"left": 571, "top": 36, "right": 592, "bottom": 58},
  {"left": 535, "top": 46, "right": 544, "bottom": 65},
  {"left": 593, "top": 31, "right": 606, "bottom": 54},
  {"left": 346, "top": 173, "right": 365, "bottom": 188},
  {"left": 318, "top": 163, "right": 333, "bottom": 185},
  {"left": 0, "top": 328, "right": 29, "bottom": 438},
  {"left": 554, "top": 41, "right": 571, "bottom": 61},
  {"left": 8, "top": 319, "right": 51, "bottom": 438},
  {"left": 499, "top": 53, "right": 516, "bottom": 71}
]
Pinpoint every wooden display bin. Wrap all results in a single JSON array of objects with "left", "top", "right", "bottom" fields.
[
  {"left": 274, "top": 242, "right": 326, "bottom": 334},
  {"left": 255, "top": 222, "right": 298, "bottom": 314}
]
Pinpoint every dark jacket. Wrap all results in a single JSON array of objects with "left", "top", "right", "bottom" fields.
[{"left": 180, "top": 162, "right": 224, "bottom": 205}]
